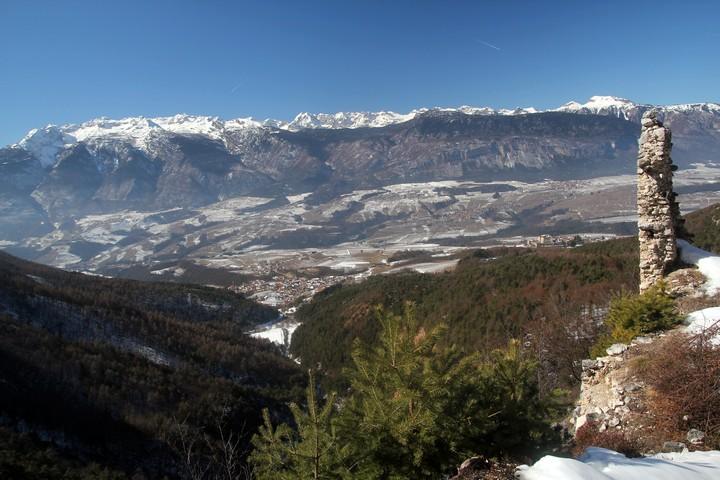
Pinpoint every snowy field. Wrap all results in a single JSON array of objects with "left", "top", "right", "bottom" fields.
[{"left": 249, "top": 319, "right": 300, "bottom": 353}]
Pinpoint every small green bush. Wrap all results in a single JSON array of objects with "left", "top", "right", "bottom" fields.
[{"left": 591, "top": 282, "right": 681, "bottom": 357}]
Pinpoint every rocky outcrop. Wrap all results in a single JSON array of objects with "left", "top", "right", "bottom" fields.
[{"left": 637, "top": 111, "right": 683, "bottom": 292}]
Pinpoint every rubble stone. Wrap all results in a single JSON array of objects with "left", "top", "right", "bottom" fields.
[
  {"left": 606, "top": 343, "right": 628, "bottom": 356},
  {"left": 663, "top": 441, "right": 687, "bottom": 453},
  {"left": 687, "top": 429, "right": 705, "bottom": 445}
]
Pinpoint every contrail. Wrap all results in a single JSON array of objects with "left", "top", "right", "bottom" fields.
[
  {"left": 477, "top": 40, "right": 501, "bottom": 51},
  {"left": 231, "top": 83, "right": 244, "bottom": 94}
]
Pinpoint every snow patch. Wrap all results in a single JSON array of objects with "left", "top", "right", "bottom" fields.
[
  {"left": 517, "top": 447, "right": 720, "bottom": 480},
  {"left": 249, "top": 320, "right": 300, "bottom": 353},
  {"left": 677, "top": 239, "right": 720, "bottom": 295},
  {"left": 286, "top": 192, "right": 313, "bottom": 203},
  {"left": 685, "top": 307, "right": 720, "bottom": 345}
]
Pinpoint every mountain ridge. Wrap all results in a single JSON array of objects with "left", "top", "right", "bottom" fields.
[{"left": 11, "top": 96, "right": 720, "bottom": 159}]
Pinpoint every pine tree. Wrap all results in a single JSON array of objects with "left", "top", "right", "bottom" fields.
[
  {"left": 478, "top": 339, "right": 561, "bottom": 457},
  {"left": 591, "top": 281, "right": 681, "bottom": 356},
  {"left": 337, "top": 304, "right": 489, "bottom": 478},
  {"left": 249, "top": 370, "right": 357, "bottom": 480},
  {"left": 339, "top": 305, "right": 560, "bottom": 477},
  {"left": 249, "top": 304, "right": 560, "bottom": 479}
]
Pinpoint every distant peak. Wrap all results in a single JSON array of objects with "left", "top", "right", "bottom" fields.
[
  {"left": 587, "top": 95, "right": 636, "bottom": 104},
  {"left": 17, "top": 125, "right": 71, "bottom": 167},
  {"left": 556, "top": 96, "right": 640, "bottom": 111}
]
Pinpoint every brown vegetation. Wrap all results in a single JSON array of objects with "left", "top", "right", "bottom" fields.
[
  {"left": 639, "top": 328, "right": 720, "bottom": 449},
  {"left": 572, "top": 421, "right": 642, "bottom": 458}
]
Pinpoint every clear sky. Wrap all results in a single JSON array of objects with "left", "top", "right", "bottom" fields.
[{"left": 1, "top": 0, "right": 719, "bottom": 146}]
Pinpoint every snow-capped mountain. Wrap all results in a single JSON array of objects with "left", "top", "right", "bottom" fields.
[
  {"left": 12, "top": 96, "right": 719, "bottom": 161},
  {"left": 271, "top": 96, "right": 716, "bottom": 131},
  {"left": 1, "top": 96, "right": 719, "bottom": 253},
  {"left": 280, "top": 110, "right": 418, "bottom": 130},
  {"left": 18, "top": 126, "right": 73, "bottom": 168},
  {"left": 554, "top": 96, "right": 643, "bottom": 120},
  {"left": 1, "top": 95, "right": 719, "bottom": 282}
]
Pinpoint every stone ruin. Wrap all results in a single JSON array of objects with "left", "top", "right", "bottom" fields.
[{"left": 637, "top": 110, "right": 683, "bottom": 292}]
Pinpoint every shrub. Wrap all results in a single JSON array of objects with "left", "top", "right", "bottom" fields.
[
  {"left": 591, "top": 283, "right": 681, "bottom": 357},
  {"left": 641, "top": 329, "right": 720, "bottom": 449},
  {"left": 572, "top": 421, "right": 642, "bottom": 458}
]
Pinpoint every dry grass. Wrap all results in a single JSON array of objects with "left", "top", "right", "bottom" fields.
[
  {"left": 572, "top": 421, "right": 643, "bottom": 458},
  {"left": 675, "top": 291, "right": 720, "bottom": 316},
  {"left": 636, "top": 327, "right": 720, "bottom": 449}
]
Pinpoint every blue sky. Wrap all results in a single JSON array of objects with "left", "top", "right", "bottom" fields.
[{"left": 1, "top": 0, "right": 718, "bottom": 146}]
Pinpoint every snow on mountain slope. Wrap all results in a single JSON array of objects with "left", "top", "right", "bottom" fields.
[
  {"left": 63, "top": 115, "right": 239, "bottom": 144},
  {"left": 13, "top": 114, "right": 266, "bottom": 161},
  {"left": 17, "top": 125, "right": 72, "bottom": 167},
  {"left": 277, "top": 105, "right": 539, "bottom": 130},
  {"left": 284, "top": 110, "right": 418, "bottom": 130},
  {"left": 555, "top": 95, "right": 720, "bottom": 121},
  {"left": 554, "top": 96, "right": 642, "bottom": 119},
  {"left": 9, "top": 97, "right": 720, "bottom": 168}
]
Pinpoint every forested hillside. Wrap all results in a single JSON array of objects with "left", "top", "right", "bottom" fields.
[
  {"left": 0, "top": 252, "right": 304, "bottom": 478},
  {"left": 291, "top": 239, "right": 640, "bottom": 390}
]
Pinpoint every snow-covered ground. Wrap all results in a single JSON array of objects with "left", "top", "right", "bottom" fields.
[
  {"left": 518, "top": 447, "right": 720, "bottom": 480},
  {"left": 676, "top": 240, "right": 720, "bottom": 341},
  {"left": 11, "top": 165, "right": 720, "bottom": 281},
  {"left": 685, "top": 307, "right": 720, "bottom": 345},
  {"left": 249, "top": 320, "right": 300, "bottom": 353},
  {"left": 678, "top": 239, "right": 720, "bottom": 295}
]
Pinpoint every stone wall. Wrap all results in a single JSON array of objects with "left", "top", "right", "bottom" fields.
[{"left": 637, "top": 110, "right": 683, "bottom": 292}]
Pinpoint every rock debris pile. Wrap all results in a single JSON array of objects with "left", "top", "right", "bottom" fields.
[{"left": 571, "top": 339, "right": 652, "bottom": 436}]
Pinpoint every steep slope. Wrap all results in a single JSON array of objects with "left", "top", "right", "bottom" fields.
[
  {"left": 556, "top": 96, "right": 720, "bottom": 165},
  {"left": 0, "top": 251, "right": 304, "bottom": 477}
]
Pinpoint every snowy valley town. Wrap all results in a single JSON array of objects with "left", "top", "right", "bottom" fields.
[{"left": 3, "top": 1, "right": 720, "bottom": 479}]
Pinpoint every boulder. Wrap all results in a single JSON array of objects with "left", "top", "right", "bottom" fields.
[
  {"left": 662, "top": 441, "right": 687, "bottom": 453},
  {"left": 687, "top": 429, "right": 705, "bottom": 445},
  {"left": 606, "top": 343, "right": 628, "bottom": 356}
]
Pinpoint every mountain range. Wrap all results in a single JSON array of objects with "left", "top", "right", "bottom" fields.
[{"left": 1, "top": 96, "right": 719, "bottom": 277}]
